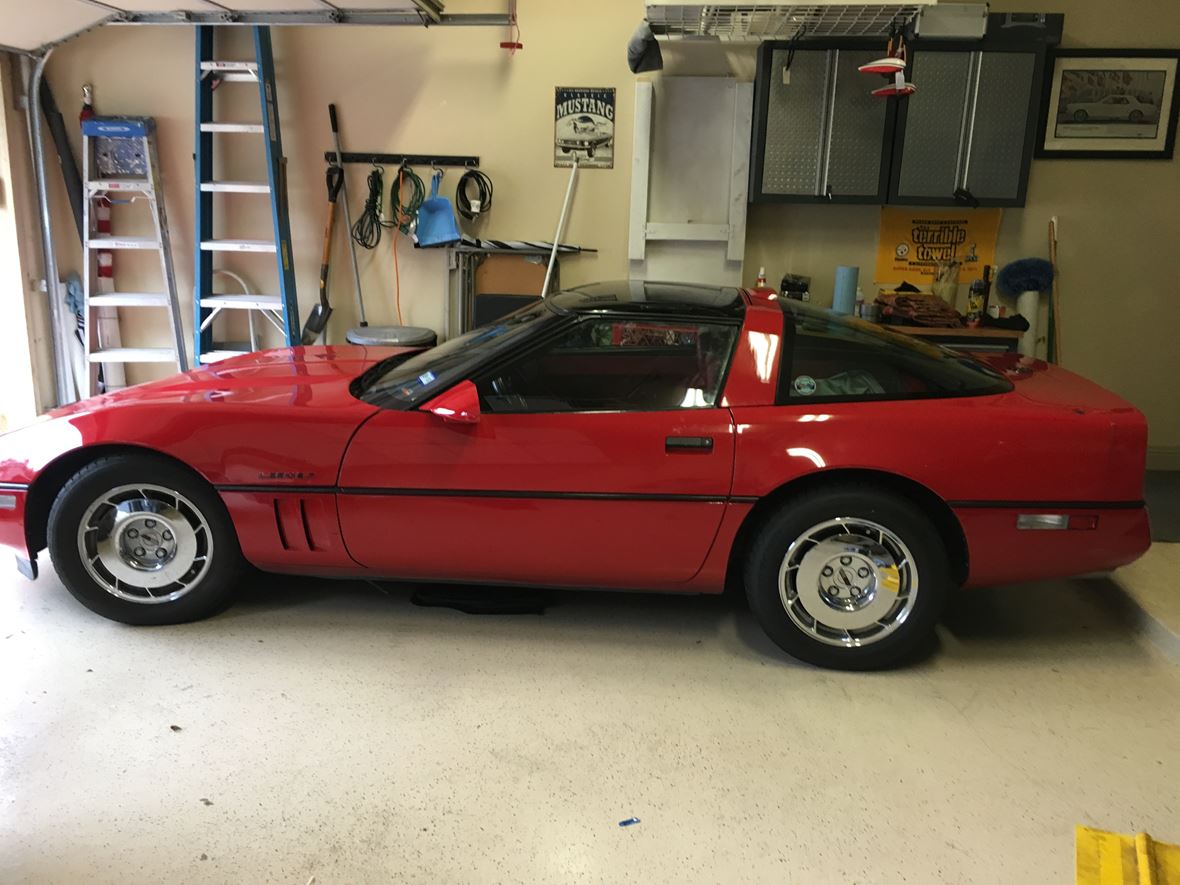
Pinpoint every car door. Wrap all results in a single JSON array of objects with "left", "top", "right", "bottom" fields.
[{"left": 337, "top": 313, "right": 740, "bottom": 588}]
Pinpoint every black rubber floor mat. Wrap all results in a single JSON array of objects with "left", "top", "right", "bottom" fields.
[
  {"left": 410, "top": 587, "right": 551, "bottom": 615},
  {"left": 1146, "top": 470, "right": 1180, "bottom": 543}
]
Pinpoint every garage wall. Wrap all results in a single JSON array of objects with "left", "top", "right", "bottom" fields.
[
  {"left": 40, "top": 0, "right": 640, "bottom": 379},
  {"left": 35, "top": 0, "right": 1180, "bottom": 464}
]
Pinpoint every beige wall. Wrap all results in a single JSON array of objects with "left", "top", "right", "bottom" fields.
[
  {"left": 33, "top": 0, "right": 1180, "bottom": 462},
  {"left": 41, "top": 1, "right": 639, "bottom": 376}
]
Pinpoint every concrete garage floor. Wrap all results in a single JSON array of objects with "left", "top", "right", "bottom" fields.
[{"left": 2, "top": 552, "right": 1179, "bottom": 884}]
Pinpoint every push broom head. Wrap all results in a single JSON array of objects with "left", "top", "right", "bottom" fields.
[{"left": 996, "top": 258, "right": 1055, "bottom": 296}]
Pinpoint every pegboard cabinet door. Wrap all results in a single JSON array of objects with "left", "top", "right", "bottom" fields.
[
  {"left": 890, "top": 46, "right": 1044, "bottom": 207},
  {"left": 751, "top": 43, "right": 895, "bottom": 204}
]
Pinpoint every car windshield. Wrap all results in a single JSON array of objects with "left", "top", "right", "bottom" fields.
[{"left": 352, "top": 301, "right": 553, "bottom": 408}]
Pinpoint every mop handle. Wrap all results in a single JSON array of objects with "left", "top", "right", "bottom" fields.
[
  {"left": 541, "top": 157, "right": 579, "bottom": 298},
  {"left": 330, "top": 104, "right": 367, "bottom": 326}
]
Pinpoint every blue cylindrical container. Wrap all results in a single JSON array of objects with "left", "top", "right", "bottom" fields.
[{"left": 833, "top": 265, "right": 859, "bottom": 315}]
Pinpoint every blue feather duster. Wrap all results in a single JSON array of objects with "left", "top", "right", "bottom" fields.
[{"left": 996, "top": 258, "right": 1055, "bottom": 296}]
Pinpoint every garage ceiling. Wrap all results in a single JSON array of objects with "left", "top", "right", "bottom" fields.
[{"left": 0, "top": 0, "right": 512, "bottom": 54}]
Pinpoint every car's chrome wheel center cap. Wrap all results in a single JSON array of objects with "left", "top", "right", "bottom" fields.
[
  {"left": 814, "top": 549, "right": 880, "bottom": 612},
  {"left": 114, "top": 513, "right": 179, "bottom": 571},
  {"left": 795, "top": 537, "right": 902, "bottom": 630}
]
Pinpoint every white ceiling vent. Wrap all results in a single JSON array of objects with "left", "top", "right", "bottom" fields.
[{"left": 645, "top": 2, "right": 932, "bottom": 42}]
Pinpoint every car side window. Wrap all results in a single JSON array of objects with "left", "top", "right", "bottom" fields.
[
  {"left": 782, "top": 310, "right": 1011, "bottom": 402},
  {"left": 476, "top": 317, "right": 739, "bottom": 413}
]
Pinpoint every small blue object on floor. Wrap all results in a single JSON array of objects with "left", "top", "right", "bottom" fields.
[{"left": 618, "top": 817, "right": 641, "bottom": 827}]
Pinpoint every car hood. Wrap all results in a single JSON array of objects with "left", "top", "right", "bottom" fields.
[
  {"left": 46, "top": 344, "right": 418, "bottom": 416},
  {"left": 0, "top": 345, "right": 425, "bottom": 488}
]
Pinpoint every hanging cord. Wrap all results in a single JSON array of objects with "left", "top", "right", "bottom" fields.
[
  {"left": 390, "top": 164, "right": 425, "bottom": 235},
  {"left": 392, "top": 220, "right": 404, "bottom": 327},
  {"left": 456, "top": 169, "right": 493, "bottom": 221},
  {"left": 388, "top": 166, "right": 425, "bottom": 326},
  {"left": 783, "top": 23, "right": 808, "bottom": 73},
  {"left": 351, "top": 166, "right": 386, "bottom": 249}
]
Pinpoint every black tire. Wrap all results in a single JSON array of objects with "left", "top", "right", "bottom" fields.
[
  {"left": 1073, "top": 109, "right": 1089, "bottom": 122},
  {"left": 1129, "top": 109, "right": 1144, "bottom": 122},
  {"left": 743, "top": 485, "right": 951, "bottom": 670},
  {"left": 47, "top": 454, "right": 243, "bottom": 625}
]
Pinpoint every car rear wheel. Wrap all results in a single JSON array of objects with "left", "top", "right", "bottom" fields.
[
  {"left": 1129, "top": 109, "right": 1144, "bottom": 122},
  {"left": 744, "top": 486, "right": 951, "bottom": 670},
  {"left": 47, "top": 455, "right": 243, "bottom": 625},
  {"left": 1073, "top": 109, "right": 1089, "bottom": 122}
]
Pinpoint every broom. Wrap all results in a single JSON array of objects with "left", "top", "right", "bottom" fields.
[{"left": 1048, "top": 217, "right": 1062, "bottom": 363}]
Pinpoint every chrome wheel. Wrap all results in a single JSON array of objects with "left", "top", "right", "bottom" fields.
[
  {"left": 778, "top": 517, "right": 918, "bottom": 648},
  {"left": 76, "top": 483, "right": 214, "bottom": 604}
]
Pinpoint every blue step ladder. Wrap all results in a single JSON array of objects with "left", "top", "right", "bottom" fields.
[{"left": 194, "top": 25, "right": 298, "bottom": 364}]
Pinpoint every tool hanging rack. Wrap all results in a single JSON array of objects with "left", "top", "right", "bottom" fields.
[
  {"left": 324, "top": 152, "right": 480, "bottom": 168},
  {"left": 644, "top": 2, "right": 926, "bottom": 42}
]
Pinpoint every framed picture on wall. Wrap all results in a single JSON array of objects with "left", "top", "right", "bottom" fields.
[{"left": 1036, "top": 49, "right": 1180, "bottom": 159}]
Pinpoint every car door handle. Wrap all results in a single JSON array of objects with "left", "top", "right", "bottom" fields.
[{"left": 666, "top": 436, "right": 714, "bottom": 453}]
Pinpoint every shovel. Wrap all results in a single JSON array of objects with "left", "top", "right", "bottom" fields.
[{"left": 301, "top": 164, "right": 344, "bottom": 345}]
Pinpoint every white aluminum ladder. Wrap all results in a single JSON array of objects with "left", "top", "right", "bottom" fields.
[{"left": 81, "top": 116, "right": 187, "bottom": 397}]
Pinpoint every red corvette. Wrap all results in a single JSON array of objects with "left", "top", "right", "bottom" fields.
[{"left": 0, "top": 282, "right": 1150, "bottom": 669}]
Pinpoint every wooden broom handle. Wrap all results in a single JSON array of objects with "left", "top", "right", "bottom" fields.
[{"left": 1049, "top": 219, "right": 1062, "bottom": 363}]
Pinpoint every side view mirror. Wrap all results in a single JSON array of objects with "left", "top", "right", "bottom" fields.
[{"left": 423, "top": 379, "right": 481, "bottom": 424}]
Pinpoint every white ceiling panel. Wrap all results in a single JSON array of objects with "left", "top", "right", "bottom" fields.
[{"left": 0, "top": 0, "right": 108, "bottom": 52}]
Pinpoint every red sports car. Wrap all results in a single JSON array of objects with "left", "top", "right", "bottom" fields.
[{"left": 0, "top": 282, "right": 1150, "bottom": 669}]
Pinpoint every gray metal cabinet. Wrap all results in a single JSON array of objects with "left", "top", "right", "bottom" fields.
[
  {"left": 753, "top": 45, "right": 893, "bottom": 203},
  {"left": 750, "top": 16, "right": 1059, "bottom": 208},
  {"left": 890, "top": 48, "right": 1043, "bottom": 206}
]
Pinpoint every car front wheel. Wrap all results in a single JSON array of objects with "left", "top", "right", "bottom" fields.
[
  {"left": 1073, "top": 109, "right": 1089, "bottom": 122},
  {"left": 47, "top": 454, "right": 243, "bottom": 625},
  {"left": 744, "top": 486, "right": 951, "bottom": 670}
]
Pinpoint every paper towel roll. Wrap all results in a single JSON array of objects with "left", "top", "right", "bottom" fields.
[
  {"left": 833, "top": 266, "right": 859, "bottom": 315},
  {"left": 1017, "top": 290, "right": 1039, "bottom": 358}
]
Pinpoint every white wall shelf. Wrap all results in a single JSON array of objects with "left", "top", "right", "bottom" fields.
[{"left": 645, "top": 2, "right": 928, "bottom": 42}]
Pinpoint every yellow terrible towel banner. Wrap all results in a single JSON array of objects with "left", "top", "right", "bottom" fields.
[
  {"left": 1076, "top": 825, "right": 1180, "bottom": 884},
  {"left": 875, "top": 207, "right": 1002, "bottom": 285}
]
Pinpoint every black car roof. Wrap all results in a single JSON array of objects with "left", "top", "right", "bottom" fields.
[{"left": 549, "top": 281, "right": 745, "bottom": 319}]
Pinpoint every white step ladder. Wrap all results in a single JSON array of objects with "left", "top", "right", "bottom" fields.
[{"left": 81, "top": 116, "right": 187, "bottom": 396}]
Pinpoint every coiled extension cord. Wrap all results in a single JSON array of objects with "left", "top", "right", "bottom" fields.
[{"left": 456, "top": 169, "right": 493, "bottom": 221}]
